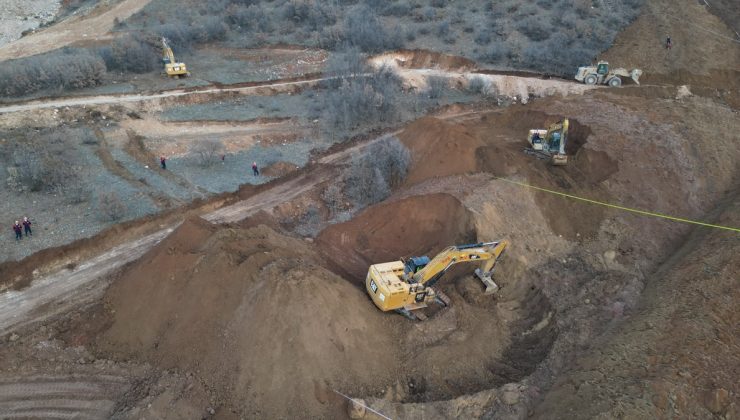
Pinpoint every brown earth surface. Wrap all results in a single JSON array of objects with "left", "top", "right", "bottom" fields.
[
  {"left": 95, "top": 215, "right": 555, "bottom": 417},
  {"left": 317, "top": 193, "right": 476, "bottom": 282},
  {"left": 1, "top": 0, "right": 739, "bottom": 417},
  {"left": 261, "top": 160, "right": 300, "bottom": 177}
]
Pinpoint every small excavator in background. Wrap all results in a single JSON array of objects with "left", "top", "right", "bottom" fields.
[
  {"left": 161, "top": 37, "right": 189, "bottom": 78},
  {"left": 575, "top": 61, "right": 642, "bottom": 87},
  {"left": 526, "top": 118, "right": 569, "bottom": 165},
  {"left": 365, "top": 241, "right": 508, "bottom": 320}
]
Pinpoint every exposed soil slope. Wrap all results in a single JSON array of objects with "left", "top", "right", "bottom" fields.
[
  {"left": 534, "top": 192, "right": 740, "bottom": 419},
  {"left": 601, "top": 0, "right": 740, "bottom": 90},
  {"left": 397, "top": 117, "right": 484, "bottom": 185},
  {"left": 97, "top": 217, "right": 399, "bottom": 418},
  {"left": 317, "top": 193, "right": 476, "bottom": 282}
]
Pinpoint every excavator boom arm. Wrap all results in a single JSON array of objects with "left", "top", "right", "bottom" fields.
[{"left": 411, "top": 241, "right": 508, "bottom": 286}]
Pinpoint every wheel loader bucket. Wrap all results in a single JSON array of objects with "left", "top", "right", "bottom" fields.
[
  {"left": 552, "top": 154, "right": 568, "bottom": 166},
  {"left": 630, "top": 69, "right": 643, "bottom": 85}
]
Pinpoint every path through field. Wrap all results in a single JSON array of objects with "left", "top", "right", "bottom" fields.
[{"left": 0, "top": 0, "right": 152, "bottom": 61}]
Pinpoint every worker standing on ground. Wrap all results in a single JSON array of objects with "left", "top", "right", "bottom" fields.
[
  {"left": 665, "top": 36, "right": 672, "bottom": 50},
  {"left": 160, "top": 156, "right": 167, "bottom": 170},
  {"left": 252, "top": 161, "right": 259, "bottom": 176},
  {"left": 22, "top": 216, "right": 32, "bottom": 237},
  {"left": 13, "top": 221, "right": 22, "bottom": 241}
]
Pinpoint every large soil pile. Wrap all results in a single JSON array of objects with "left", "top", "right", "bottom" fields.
[
  {"left": 96, "top": 216, "right": 399, "bottom": 418},
  {"left": 397, "top": 117, "right": 484, "bottom": 185},
  {"left": 97, "top": 214, "right": 551, "bottom": 415}
]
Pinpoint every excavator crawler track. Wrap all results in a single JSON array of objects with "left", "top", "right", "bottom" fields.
[{"left": 435, "top": 290, "right": 452, "bottom": 307}]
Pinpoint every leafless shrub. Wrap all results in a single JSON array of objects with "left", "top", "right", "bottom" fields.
[
  {"left": 323, "top": 64, "right": 403, "bottom": 138},
  {"left": 98, "top": 34, "right": 159, "bottom": 73},
  {"left": 193, "top": 139, "right": 226, "bottom": 167},
  {"left": 467, "top": 76, "right": 486, "bottom": 94},
  {"left": 0, "top": 49, "right": 105, "bottom": 97},
  {"left": 343, "top": 4, "right": 402, "bottom": 53},
  {"left": 345, "top": 136, "right": 410, "bottom": 207},
  {"left": 426, "top": 76, "right": 448, "bottom": 99},
  {"left": 322, "top": 182, "right": 345, "bottom": 217},
  {"left": 8, "top": 128, "right": 91, "bottom": 198},
  {"left": 97, "top": 191, "right": 127, "bottom": 221}
]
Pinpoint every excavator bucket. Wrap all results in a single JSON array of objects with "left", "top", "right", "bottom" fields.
[
  {"left": 630, "top": 69, "right": 642, "bottom": 85},
  {"left": 475, "top": 268, "right": 499, "bottom": 295}
]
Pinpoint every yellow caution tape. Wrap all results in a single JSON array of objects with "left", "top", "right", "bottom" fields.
[{"left": 494, "top": 177, "right": 740, "bottom": 233}]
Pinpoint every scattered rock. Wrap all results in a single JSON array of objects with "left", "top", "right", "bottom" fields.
[
  {"left": 347, "top": 398, "right": 366, "bottom": 419},
  {"left": 206, "top": 407, "right": 215, "bottom": 415},
  {"left": 501, "top": 383, "right": 521, "bottom": 405},
  {"left": 676, "top": 85, "right": 692, "bottom": 100},
  {"left": 704, "top": 388, "right": 729, "bottom": 414}
]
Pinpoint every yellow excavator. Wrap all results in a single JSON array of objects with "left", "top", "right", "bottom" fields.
[
  {"left": 365, "top": 241, "right": 508, "bottom": 320},
  {"left": 526, "top": 118, "right": 569, "bottom": 165},
  {"left": 161, "top": 37, "right": 189, "bottom": 78}
]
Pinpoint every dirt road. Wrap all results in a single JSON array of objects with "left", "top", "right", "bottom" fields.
[
  {"left": 0, "top": 69, "right": 596, "bottom": 114},
  {"left": 0, "top": 131, "right": 375, "bottom": 335},
  {"left": 0, "top": 76, "right": 330, "bottom": 114},
  {"left": 0, "top": 0, "right": 152, "bottom": 61}
]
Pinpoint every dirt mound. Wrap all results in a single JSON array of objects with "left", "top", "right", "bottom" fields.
[
  {"left": 317, "top": 193, "right": 475, "bottom": 282},
  {"left": 398, "top": 117, "right": 484, "bottom": 185},
  {"left": 261, "top": 160, "right": 299, "bottom": 177},
  {"left": 96, "top": 217, "right": 399, "bottom": 418}
]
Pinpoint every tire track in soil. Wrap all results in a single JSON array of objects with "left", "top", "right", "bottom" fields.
[{"left": 0, "top": 374, "right": 129, "bottom": 419}]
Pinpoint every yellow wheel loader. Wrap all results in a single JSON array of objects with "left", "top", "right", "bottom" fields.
[
  {"left": 365, "top": 241, "right": 508, "bottom": 320},
  {"left": 525, "top": 118, "right": 569, "bottom": 166},
  {"left": 575, "top": 61, "right": 641, "bottom": 87},
  {"left": 161, "top": 37, "right": 189, "bottom": 78}
]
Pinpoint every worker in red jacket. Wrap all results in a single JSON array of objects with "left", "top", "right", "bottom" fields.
[
  {"left": 22, "top": 217, "right": 32, "bottom": 236},
  {"left": 12, "top": 221, "right": 22, "bottom": 241}
]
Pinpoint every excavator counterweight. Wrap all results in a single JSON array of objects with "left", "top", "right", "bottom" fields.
[{"left": 366, "top": 240, "right": 508, "bottom": 319}]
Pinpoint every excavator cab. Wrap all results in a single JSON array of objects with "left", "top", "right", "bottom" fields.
[
  {"left": 549, "top": 132, "right": 561, "bottom": 152},
  {"left": 403, "top": 256, "right": 430, "bottom": 279},
  {"left": 525, "top": 118, "right": 569, "bottom": 165}
]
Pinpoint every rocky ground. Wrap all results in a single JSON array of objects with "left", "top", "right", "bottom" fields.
[{"left": 0, "top": 0, "right": 60, "bottom": 48}]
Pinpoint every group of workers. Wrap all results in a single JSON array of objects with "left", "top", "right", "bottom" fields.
[
  {"left": 11, "top": 217, "right": 32, "bottom": 241},
  {"left": 159, "top": 155, "right": 260, "bottom": 176}
]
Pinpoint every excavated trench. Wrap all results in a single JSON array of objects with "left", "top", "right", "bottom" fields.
[{"left": 316, "top": 193, "right": 557, "bottom": 402}]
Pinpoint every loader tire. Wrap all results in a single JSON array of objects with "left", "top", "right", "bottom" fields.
[
  {"left": 608, "top": 77, "right": 622, "bottom": 87},
  {"left": 584, "top": 74, "right": 598, "bottom": 85}
]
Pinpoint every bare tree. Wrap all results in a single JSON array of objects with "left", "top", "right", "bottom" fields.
[
  {"left": 193, "top": 139, "right": 226, "bottom": 167},
  {"left": 97, "top": 191, "right": 127, "bottom": 221},
  {"left": 345, "top": 136, "right": 411, "bottom": 207}
]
